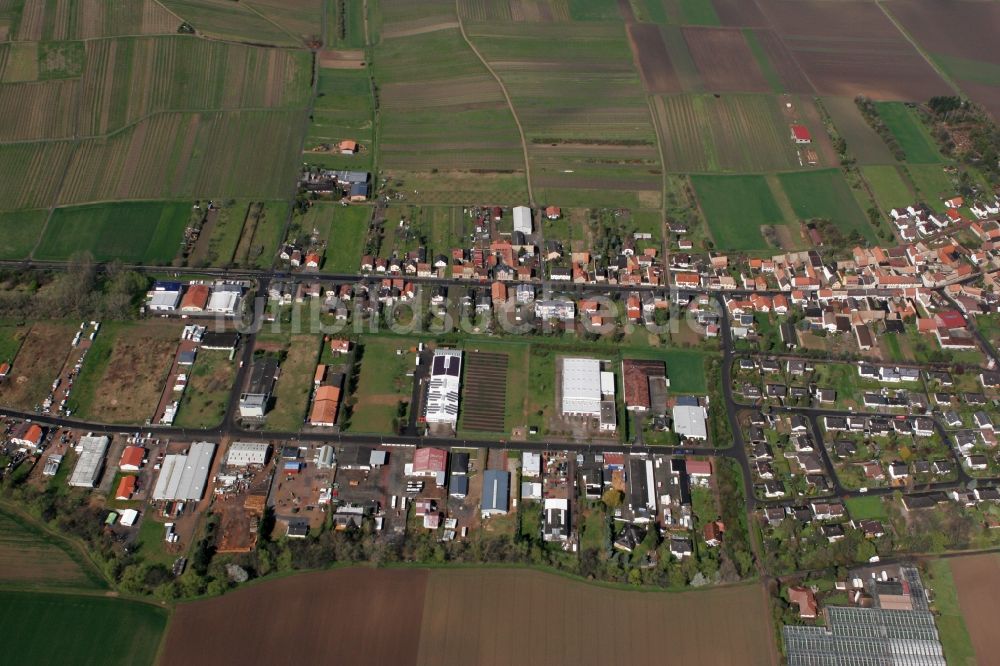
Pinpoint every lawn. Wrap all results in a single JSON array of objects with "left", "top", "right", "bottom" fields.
[
  {"left": 0, "top": 324, "right": 26, "bottom": 364},
  {"left": 174, "top": 349, "right": 236, "bottom": 428},
  {"left": 905, "top": 164, "right": 956, "bottom": 212},
  {"left": 875, "top": 102, "right": 942, "bottom": 164},
  {"left": 349, "top": 336, "right": 415, "bottom": 434},
  {"left": 326, "top": 205, "right": 370, "bottom": 272},
  {"left": 927, "top": 559, "right": 977, "bottom": 666},
  {"left": 692, "top": 174, "right": 784, "bottom": 251},
  {"left": 663, "top": 349, "right": 707, "bottom": 394},
  {"left": 861, "top": 165, "right": 914, "bottom": 212},
  {"left": 36, "top": 201, "right": 189, "bottom": 263},
  {"left": 0, "top": 591, "right": 167, "bottom": 666},
  {"left": 264, "top": 335, "right": 321, "bottom": 432},
  {"left": 0, "top": 210, "right": 46, "bottom": 259},
  {"left": 778, "top": 169, "right": 875, "bottom": 243},
  {"left": 844, "top": 495, "right": 888, "bottom": 521},
  {"left": 579, "top": 503, "right": 610, "bottom": 553}
]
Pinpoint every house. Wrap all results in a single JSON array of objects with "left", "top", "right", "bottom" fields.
[
  {"left": 119, "top": 446, "right": 145, "bottom": 472},
  {"left": 788, "top": 586, "right": 818, "bottom": 618},
  {"left": 338, "top": 139, "right": 358, "bottom": 155},
  {"left": 703, "top": 520, "right": 725, "bottom": 547},
  {"left": 308, "top": 385, "right": 341, "bottom": 427},
  {"left": 544, "top": 206, "right": 561, "bottom": 220},
  {"left": 522, "top": 451, "right": 541, "bottom": 478},
  {"left": 10, "top": 423, "right": 44, "bottom": 450},
  {"left": 481, "top": 470, "right": 510, "bottom": 517},
  {"left": 411, "top": 447, "right": 448, "bottom": 486}
]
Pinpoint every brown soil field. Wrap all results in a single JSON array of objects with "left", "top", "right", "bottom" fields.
[
  {"left": 683, "top": 27, "right": 770, "bottom": 93},
  {"left": 416, "top": 569, "right": 779, "bottom": 665},
  {"left": 87, "top": 322, "right": 180, "bottom": 424},
  {"left": 627, "top": 24, "right": 682, "bottom": 94},
  {"left": 883, "top": 0, "right": 1000, "bottom": 65},
  {"left": 756, "top": 0, "right": 950, "bottom": 100},
  {"left": 160, "top": 568, "right": 428, "bottom": 666},
  {"left": 0, "top": 507, "right": 97, "bottom": 589},
  {"left": 460, "top": 352, "right": 508, "bottom": 432},
  {"left": 712, "top": 0, "right": 768, "bottom": 27},
  {"left": 751, "top": 29, "right": 814, "bottom": 94},
  {"left": 949, "top": 554, "right": 1000, "bottom": 663},
  {"left": 0, "top": 322, "right": 74, "bottom": 410},
  {"left": 318, "top": 49, "right": 366, "bottom": 69}
]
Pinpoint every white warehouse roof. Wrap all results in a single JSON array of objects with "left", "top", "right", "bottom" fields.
[
  {"left": 424, "top": 349, "right": 462, "bottom": 426},
  {"left": 148, "top": 290, "right": 181, "bottom": 311},
  {"left": 68, "top": 435, "right": 109, "bottom": 488},
  {"left": 513, "top": 206, "right": 532, "bottom": 234},
  {"left": 152, "top": 441, "right": 216, "bottom": 501},
  {"left": 561, "top": 357, "right": 602, "bottom": 416},
  {"left": 206, "top": 290, "right": 239, "bottom": 314},
  {"left": 672, "top": 404, "right": 708, "bottom": 440},
  {"left": 226, "top": 442, "right": 269, "bottom": 467}
]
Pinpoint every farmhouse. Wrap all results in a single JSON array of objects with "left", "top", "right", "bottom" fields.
[
  {"left": 11, "top": 423, "right": 44, "bottom": 450},
  {"left": 338, "top": 140, "right": 358, "bottom": 155},
  {"left": 115, "top": 475, "right": 137, "bottom": 501},
  {"left": 152, "top": 442, "right": 217, "bottom": 502},
  {"left": 309, "top": 385, "right": 341, "bottom": 427},
  {"left": 481, "top": 470, "right": 510, "bottom": 518},
  {"left": 69, "top": 435, "right": 110, "bottom": 488},
  {"left": 226, "top": 442, "right": 270, "bottom": 467},
  {"left": 424, "top": 349, "right": 462, "bottom": 428},
  {"left": 790, "top": 125, "right": 812, "bottom": 144}
]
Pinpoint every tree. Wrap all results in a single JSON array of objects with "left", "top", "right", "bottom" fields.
[{"left": 601, "top": 488, "right": 623, "bottom": 509}]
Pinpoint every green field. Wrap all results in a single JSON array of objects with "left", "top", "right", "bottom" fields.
[
  {"left": 663, "top": 349, "right": 707, "bottom": 394},
  {"left": 0, "top": 324, "right": 25, "bottom": 363},
  {"left": 778, "top": 169, "right": 875, "bottom": 242},
  {"left": 905, "top": 164, "right": 956, "bottom": 211},
  {"left": 35, "top": 201, "right": 189, "bottom": 263},
  {"left": 160, "top": 0, "right": 302, "bottom": 46},
  {"left": 264, "top": 336, "right": 321, "bottom": 432},
  {"left": 349, "top": 337, "right": 416, "bottom": 433},
  {"left": 932, "top": 54, "right": 1000, "bottom": 87},
  {"left": 569, "top": 0, "right": 621, "bottom": 20},
  {"left": 692, "top": 174, "right": 784, "bottom": 250},
  {"left": 926, "top": 559, "right": 977, "bottom": 666},
  {"left": 844, "top": 495, "right": 888, "bottom": 521},
  {"left": 678, "top": 0, "right": 720, "bottom": 25},
  {"left": 0, "top": 591, "right": 167, "bottom": 666},
  {"left": 861, "top": 165, "right": 914, "bottom": 212},
  {"left": 0, "top": 209, "right": 46, "bottom": 259},
  {"left": 875, "top": 102, "right": 942, "bottom": 164},
  {"left": 325, "top": 205, "right": 370, "bottom": 272},
  {"left": 306, "top": 67, "right": 375, "bottom": 171}
]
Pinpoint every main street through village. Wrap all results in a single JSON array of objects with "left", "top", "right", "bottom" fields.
[{"left": 2, "top": 263, "right": 999, "bottom": 534}]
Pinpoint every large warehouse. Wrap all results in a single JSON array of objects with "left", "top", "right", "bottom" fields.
[
  {"left": 152, "top": 441, "right": 217, "bottom": 501},
  {"left": 68, "top": 435, "right": 109, "bottom": 488},
  {"left": 561, "top": 358, "right": 603, "bottom": 416},
  {"left": 226, "top": 442, "right": 270, "bottom": 467},
  {"left": 424, "top": 349, "right": 462, "bottom": 427}
]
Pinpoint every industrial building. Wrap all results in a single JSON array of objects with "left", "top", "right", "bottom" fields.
[
  {"left": 226, "top": 442, "right": 270, "bottom": 467},
  {"left": 206, "top": 283, "right": 243, "bottom": 316},
  {"left": 543, "top": 498, "right": 570, "bottom": 542},
  {"left": 561, "top": 357, "right": 617, "bottom": 432},
  {"left": 672, "top": 396, "right": 708, "bottom": 440},
  {"left": 424, "top": 349, "right": 462, "bottom": 427},
  {"left": 68, "top": 435, "right": 109, "bottom": 488},
  {"left": 622, "top": 359, "right": 668, "bottom": 413},
  {"left": 481, "top": 470, "right": 510, "bottom": 518},
  {"left": 513, "top": 206, "right": 532, "bottom": 234},
  {"left": 240, "top": 356, "right": 279, "bottom": 419},
  {"left": 152, "top": 442, "right": 217, "bottom": 502}
]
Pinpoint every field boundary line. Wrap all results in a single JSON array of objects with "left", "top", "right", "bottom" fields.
[
  {"left": 454, "top": 0, "right": 533, "bottom": 206},
  {"left": 875, "top": 1, "right": 961, "bottom": 95},
  {"left": 644, "top": 95, "right": 669, "bottom": 262}
]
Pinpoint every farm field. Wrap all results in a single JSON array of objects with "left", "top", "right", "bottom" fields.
[
  {"left": 262, "top": 335, "right": 320, "bottom": 432},
  {"left": 290, "top": 203, "right": 370, "bottom": 272},
  {"left": 467, "top": 22, "right": 661, "bottom": 207},
  {"left": 160, "top": 0, "right": 304, "bottom": 46},
  {"left": 652, "top": 94, "right": 800, "bottom": 172},
  {"left": 777, "top": 169, "right": 875, "bottom": 243},
  {"left": 0, "top": 321, "right": 76, "bottom": 410},
  {"left": 754, "top": 0, "right": 951, "bottom": 101},
  {"left": 173, "top": 349, "right": 236, "bottom": 429},
  {"left": 160, "top": 568, "right": 426, "bottom": 666},
  {"left": 0, "top": 590, "right": 167, "bottom": 666},
  {"left": 233, "top": 201, "right": 289, "bottom": 269},
  {"left": 159, "top": 568, "right": 776, "bottom": 666},
  {"left": 244, "top": 0, "right": 324, "bottom": 43},
  {"left": 691, "top": 174, "right": 785, "bottom": 251},
  {"left": 9, "top": 0, "right": 176, "bottom": 41},
  {"left": 0, "top": 507, "right": 106, "bottom": 590},
  {"left": 36, "top": 201, "right": 189, "bottom": 263},
  {"left": 945, "top": 554, "right": 1000, "bottom": 666},
  {"left": 349, "top": 336, "right": 416, "bottom": 434},
  {"left": 861, "top": 165, "right": 914, "bottom": 212},
  {"left": 905, "top": 164, "right": 956, "bottom": 212},
  {"left": 415, "top": 569, "right": 776, "bottom": 665},
  {"left": 682, "top": 27, "right": 769, "bottom": 93},
  {"left": 459, "top": 351, "right": 509, "bottom": 433},
  {"left": 874, "top": 102, "right": 942, "bottom": 164},
  {"left": 821, "top": 97, "right": 895, "bottom": 165},
  {"left": 925, "top": 558, "right": 976, "bottom": 666},
  {"left": 0, "top": 210, "right": 46, "bottom": 259},
  {"left": 76, "top": 321, "right": 180, "bottom": 424}
]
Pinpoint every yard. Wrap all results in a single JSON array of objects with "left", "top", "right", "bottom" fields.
[
  {"left": 348, "top": 336, "right": 415, "bottom": 434},
  {"left": 263, "top": 335, "right": 321, "bottom": 432},
  {"left": 844, "top": 495, "right": 888, "bottom": 521},
  {"left": 173, "top": 349, "right": 237, "bottom": 429}
]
